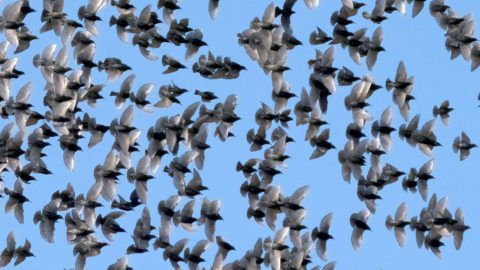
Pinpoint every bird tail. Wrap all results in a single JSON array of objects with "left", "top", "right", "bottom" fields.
[
  {"left": 240, "top": 181, "right": 248, "bottom": 197},
  {"left": 410, "top": 216, "right": 418, "bottom": 231},
  {"left": 33, "top": 211, "right": 42, "bottom": 224},
  {"left": 401, "top": 177, "right": 408, "bottom": 192},
  {"left": 385, "top": 79, "right": 394, "bottom": 91},
  {"left": 172, "top": 210, "right": 181, "bottom": 227},
  {"left": 385, "top": 215, "right": 393, "bottom": 230},
  {"left": 199, "top": 104, "right": 207, "bottom": 117},
  {"left": 183, "top": 248, "right": 190, "bottom": 262},
  {"left": 309, "top": 30, "right": 319, "bottom": 45},
  {"left": 44, "top": 111, "right": 54, "bottom": 122},
  {"left": 95, "top": 214, "right": 104, "bottom": 227},
  {"left": 109, "top": 118, "right": 118, "bottom": 135},
  {"left": 246, "top": 129, "right": 254, "bottom": 144},
  {"left": 127, "top": 167, "right": 135, "bottom": 183},
  {"left": 109, "top": 15, "right": 117, "bottom": 27},
  {"left": 41, "top": 9, "right": 50, "bottom": 21},
  {"left": 147, "top": 127, "right": 154, "bottom": 141},
  {"left": 32, "top": 54, "right": 42, "bottom": 68},
  {"left": 194, "top": 89, "right": 201, "bottom": 96},
  {"left": 129, "top": 92, "right": 136, "bottom": 102},
  {"left": 152, "top": 239, "right": 162, "bottom": 251},
  {"left": 131, "top": 33, "right": 139, "bottom": 46},
  {"left": 97, "top": 60, "right": 104, "bottom": 71},
  {"left": 274, "top": 7, "right": 283, "bottom": 17},
  {"left": 77, "top": 6, "right": 86, "bottom": 20},
  {"left": 432, "top": 106, "right": 439, "bottom": 117},
  {"left": 371, "top": 120, "right": 379, "bottom": 137},
  {"left": 192, "top": 62, "right": 199, "bottom": 73},
  {"left": 398, "top": 124, "right": 406, "bottom": 140},
  {"left": 452, "top": 137, "right": 460, "bottom": 153},
  {"left": 111, "top": 200, "right": 119, "bottom": 209},
  {"left": 472, "top": 57, "right": 480, "bottom": 71},
  {"left": 75, "top": 195, "right": 85, "bottom": 211},
  {"left": 246, "top": 207, "right": 254, "bottom": 219},
  {"left": 311, "top": 227, "right": 319, "bottom": 239}
]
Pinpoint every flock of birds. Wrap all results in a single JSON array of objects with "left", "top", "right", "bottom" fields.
[{"left": 0, "top": 0, "right": 476, "bottom": 269}]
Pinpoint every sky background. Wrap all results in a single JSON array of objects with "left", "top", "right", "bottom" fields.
[{"left": 2, "top": 0, "right": 480, "bottom": 269}]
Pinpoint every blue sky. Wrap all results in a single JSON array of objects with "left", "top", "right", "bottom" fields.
[{"left": 2, "top": 0, "right": 480, "bottom": 269}]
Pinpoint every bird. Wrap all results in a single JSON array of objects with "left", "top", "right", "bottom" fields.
[
  {"left": 0, "top": 232, "right": 16, "bottom": 267},
  {"left": 163, "top": 238, "right": 188, "bottom": 269},
  {"left": 155, "top": 195, "right": 181, "bottom": 249},
  {"left": 132, "top": 32, "right": 160, "bottom": 61},
  {"left": 184, "top": 169, "right": 209, "bottom": 197},
  {"left": 390, "top": 74, "right": 414, "bottom": 120},
  {"left": 424, "top": 233, "right": 445, "bottom": 259},
  {"left": 33, "top": 198, "right": 63, "bottom": 243},
  {"left": 312, "top": 213, "right": 334, "bottom": 261},
  {"left": 107, "top": 256, "right": 132, "bottom": 270},
  {"left": 371, "top": 106, "right": 395, "bottom": 152},
  {"left": 432, "top": 100, "right": 453, "bottom": 125},
  {"left": 96, "top": 211, "right": 126, "bottom": 241},
  {"left": 4, "top": 179, "right": 29, "bottom": 224},
  {"left": 350, "top": 209, "right": 371, "bottom": 250},
  {"left": 75, "top": 180, "right": 103, "bottom": 229},
  {"left": 410, "top": 118, "right": 441, "bottom": 156},
  {"left": 338, "top": 139, "right": 369, "bottom": 182},
  {"left": 0, "top": 0, "right": 475, "bottom": 267},
  {"left": 211, "top": 236, "right": 235, "bottom": 270},
  {"left": 208, "top": 0, "right": 220, "bottom": 20},
  {"left": 73, "top": 235, "right": 109, "bottom": 270},
  {"left": 0, "top": 1, "right": 25, "bottom": 47},
  {"left": 185, "top": 29, "right": 208, "bottom": 60},
  {"left": 184, "top": 239, "right": 210, "bottom": 270},
  {"left": 385, "top": 202, "right": 410, "bottom": 247},
  {"left": 414, "top": 158, "right": 435, "bottom": 201},
  {"left": 158, "top": 0, "right": 181, "bottom": 24},
  {"left": 452, "top": 131, "right": 477, "bottom": 160},
  {"left": 264, "top": 226, "right": 290, "bottom": 270},
  {"left": 310, "top": 128, "right": 335, "bottom": 159},
  {"left": 14, "top": 27, "right": 38, "bottom": 54},
  {"left": 451, "top": 207, "right": 470, "bottom": 250},
  {"left": 98, "top": 57, "right": 132, "bottom": 81},
  {"left": 13, "top": 237, "right": 34, "bottom": 266},
  {"left": 154, "top": 82, "right": 188, "bottom": 108},
  {"left": 194, "top": 89, "right": 218, "bottom": 102},
  {"left": 127, "top": 154, "right": 154, "bottom": 204},
  {"left": 367, "top": 26, "right": 385, "bottom": 70},
  {"left": 128, "top": 207, "right": 156, "bottom": 254},
  {"left": 411, "top": 0, "right": 427, "bottom": 17},
  {"left": 110, "top": 74, "right": 135, "bottom": 109},
  {"left": 363, "top": 0, "right": 388, "bottom": 23},
  {"left": 337, "top": 66, "right": 360, "bottom": 86},
  {"left": 247, "top": 124, "right": 270, "bottom": 152},
  {"left": 65, "top": 209, "right": 95, "bottom": 244},
  {"left": 310, "top": 26, "right": 333, "bottom": 45},
  {"left": 199, "top": 197, "right": 223, "bottom": 241},
  {"left": 162, "top": 54, "right": 186, "bottom": 74},
  {"left": 129, "top": 83, "right": 155, "bottom": 113}
]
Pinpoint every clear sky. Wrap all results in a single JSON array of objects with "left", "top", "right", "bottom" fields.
[{"left": 2, "top": 0, "right": 480, "bottom": 269}]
